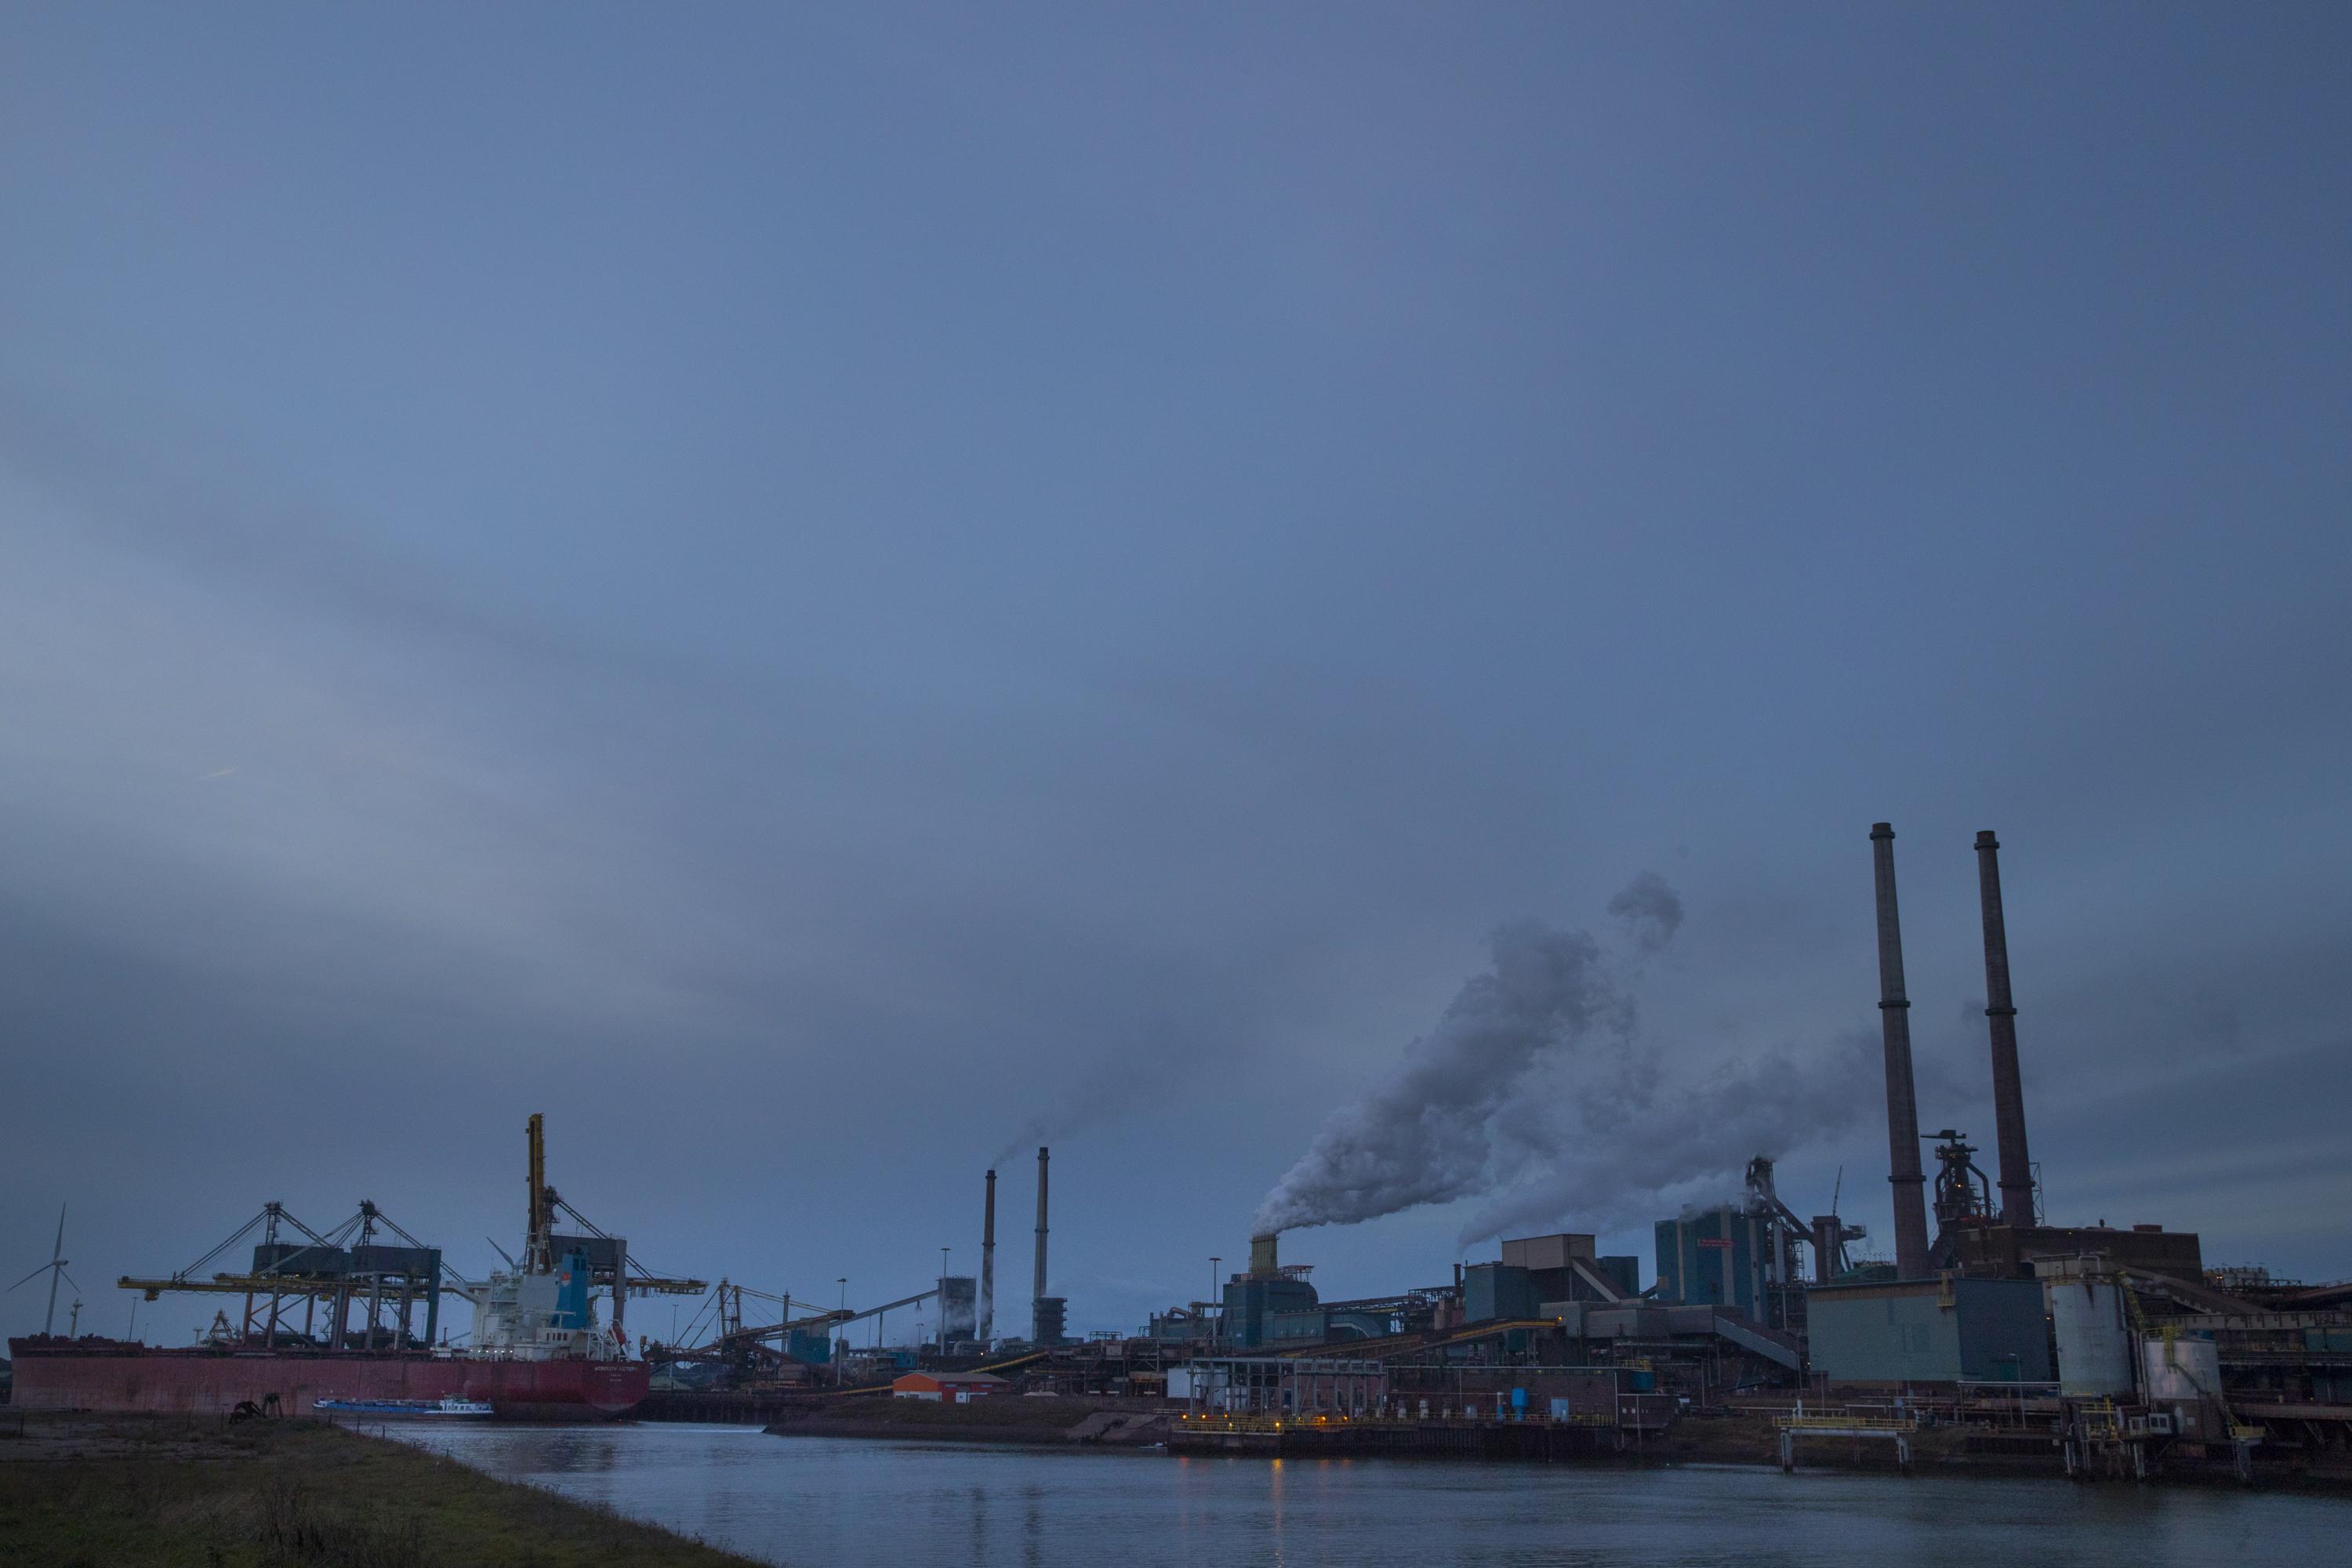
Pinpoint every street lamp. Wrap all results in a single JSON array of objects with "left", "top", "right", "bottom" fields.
[{"left": 1209, "top": 1258, "right": 1221, "bottom": 1342}]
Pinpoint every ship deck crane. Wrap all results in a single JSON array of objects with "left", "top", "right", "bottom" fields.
[{"left": 517, "top": 1114, "right": 704, "bottom": 1342}]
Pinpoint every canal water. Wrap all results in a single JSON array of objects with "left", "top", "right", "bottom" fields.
[{"left": 396, "top": 1422, "right": 2346, "bottom": 1566}]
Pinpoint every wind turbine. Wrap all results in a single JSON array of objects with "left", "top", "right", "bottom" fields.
[{"left": 8, "top": 1205, "right": 82, "bottom": 1337}]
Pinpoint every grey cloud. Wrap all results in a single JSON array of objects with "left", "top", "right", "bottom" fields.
[
  {"left": 4, "top": 5, "right": 2349, "bottom": 1341},
  {"left": 1608, "top": 872, "right": 1685, "bottom": 956}
]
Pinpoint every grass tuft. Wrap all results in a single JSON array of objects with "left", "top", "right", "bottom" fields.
[{"left": 0, "top": 1414, "right": 758, "bottom": 1568}]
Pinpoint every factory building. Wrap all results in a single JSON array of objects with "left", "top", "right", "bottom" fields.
[
  {"left": 1654, "top": 1209, "right": 1772, "bottom": 1321},
  {"left": 1806, "top": 1277, "right": 2053, "bottom": 1385},
  {"left": 1464, "top": 1235, "right": 1639, "bottom": 1324},
  {"left": 1940, "top": 1221, "right": 2203, "bottom": 1283},
  {"left": 1501, "top": 1233, "right": 1640, "bottom": 1302},
  {"left": 1464, "top": 1262, "right": 1541, "bottom": 1323},
  {"left": 1223, "top": 1235, "right": 1319, "bottom": 1349},
  {"left": 1651, "top": 1160, "right": 1820, "bottom": 1333}
]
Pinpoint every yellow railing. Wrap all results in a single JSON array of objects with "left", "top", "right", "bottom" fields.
[
  {"left": 1777, "top": 1415, "right": 1918, "bottom": 1433},
  {"left": 1176, "top": 1413, "right": 1359, "bottom": 1433}
]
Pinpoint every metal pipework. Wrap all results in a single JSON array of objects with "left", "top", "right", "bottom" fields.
[
  {"left": 1975, "top": 830, "right": 2036, "bottom": 1225},
  {"left": 1032, "top": 1146, "right": 1050, "bottom": 1342},
  {"left": 980, "top": 1168, "right": 996, "bottom": 1343},
  {"left": 1870, "top": 823, "right": 1932, "bottom": 1279}
]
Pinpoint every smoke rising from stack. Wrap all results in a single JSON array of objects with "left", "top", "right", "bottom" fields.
[
  {"left": 1459, "top": 1031, "right": 1882, "bottom": 1244},
  {"left": 989, "top": 1069, "right": 1140, "bottom": 1171},
  {"left": 1251, "top": 879, "right": 1674, "bottom": 1237}
]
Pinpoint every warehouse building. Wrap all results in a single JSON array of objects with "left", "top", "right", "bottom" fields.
[{"left": 892, "top": 1370, "right": 1006, "bottom": 1403}]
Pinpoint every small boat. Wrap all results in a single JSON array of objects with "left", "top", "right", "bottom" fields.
[{"left": 313, "top": 1396, "right": 493, "bottom": 1417}]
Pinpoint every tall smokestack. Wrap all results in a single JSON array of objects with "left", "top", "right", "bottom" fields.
[
  {"left": 1975, "top": 830, "right": 2035, "bottom": 1226},
  {"left": 1870, "top": 823, "right": 1932, "bottom": 1279},
  {"left": 980, "top": 1169, "right": 996, "bottom": 1342},
  {"left": 1031, "top": 1146, "right": 1050, "bottom": 1342}
]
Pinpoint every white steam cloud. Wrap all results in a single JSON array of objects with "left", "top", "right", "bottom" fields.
[
  {"left": 1254, "top": 873, "right": 1878, "bottom": 1246},
  {"left": 1457, "top": 1031, "right": 1883, "bottom": 1246},
  {"left": 1250, "top": 887, "right": 1661, "bottom": 1237}
]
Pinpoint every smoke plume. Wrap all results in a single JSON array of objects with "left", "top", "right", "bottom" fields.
[
  {"left": 988, "top": 1061, "right": 1156, "bottom": 1169},
  {"left": 1607, "top": 871, "right": 1683, "bottom": 955},
  {"left": 1250, "top": 897, "right": 1653, "bottom": 1236},
  {"left": 1457, "top": 1030, "right": 1882, "bottom": 1245},
  {"left": 1251, "top": 872, "right": 1880, "bottom": 1246}
]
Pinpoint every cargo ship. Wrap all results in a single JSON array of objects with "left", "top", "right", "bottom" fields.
[{"left": 9, "top": 1115, "right": 702, "bottom": 1421}]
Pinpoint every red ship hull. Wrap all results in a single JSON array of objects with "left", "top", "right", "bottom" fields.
[{"left": 6, "top": 1338, "right": 645, "bottom": 1421}]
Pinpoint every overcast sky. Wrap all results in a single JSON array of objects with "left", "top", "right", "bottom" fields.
[{"left": 4, "top": 3, "right": 2347, "bottom": 1348}]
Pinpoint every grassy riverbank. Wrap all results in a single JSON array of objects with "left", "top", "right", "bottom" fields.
[{"left": 0, "top": 1412, "right": 758, "bottom": 1568}]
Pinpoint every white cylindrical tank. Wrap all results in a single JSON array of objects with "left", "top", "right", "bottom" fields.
[
  {"left": 2142, "top": 1334, "right": 2223, "bottom": 1402},
  {"left": 2048, "top": 1275, "right": 2134, "bottom": 1396}
]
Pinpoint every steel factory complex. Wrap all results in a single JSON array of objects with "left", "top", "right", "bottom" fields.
[{"left": 8, "top": 824, "right": 2347, "bottom": 1486}]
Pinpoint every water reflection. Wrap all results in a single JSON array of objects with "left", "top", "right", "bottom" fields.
[
  {"left": 528, "top": 1429, "right": 628, "bottom": 1476},
  {"left": 396, "top": 1422, "right": 2349, "bottom": 1568}
]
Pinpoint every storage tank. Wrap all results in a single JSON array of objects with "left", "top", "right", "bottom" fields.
[
  {"left": 2042, "top": 1262, "right": 2134, "bottom": 1396},
  {"left": 2142, "top": 1333, "right": 2222, "bottom": 1403}
]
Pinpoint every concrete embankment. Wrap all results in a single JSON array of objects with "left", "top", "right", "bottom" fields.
[{"left": 0, "top": 1410, "right": 757, "bottom": 1567}]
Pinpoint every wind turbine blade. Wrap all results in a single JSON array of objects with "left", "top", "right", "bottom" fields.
[{"left": 5, "top": 1261, "right": 56, "bottom": 1292}]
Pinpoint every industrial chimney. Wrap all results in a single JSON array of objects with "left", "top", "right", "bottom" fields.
[
  {"left": 980, "top": 1169, "right": 996, "bottom": 1343},
  {"left": 1031, "top": 1146, "right": 1050, "bottom": 1343},
  {"left": 1975, "top": 831, "right": 2035, "bottom": 1226},
  {"left": 1870, "top": 823, "right": 1932, "bottom": 1279}
]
